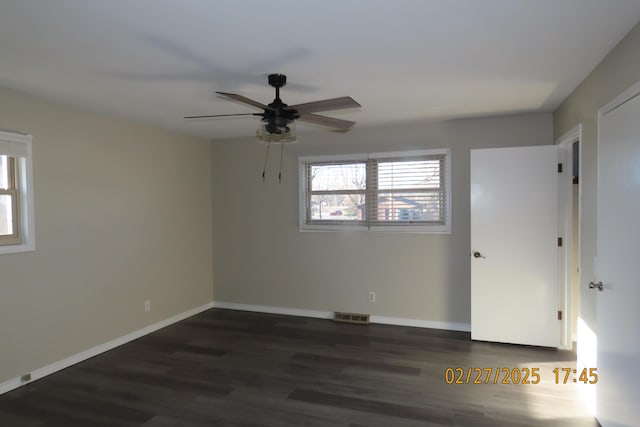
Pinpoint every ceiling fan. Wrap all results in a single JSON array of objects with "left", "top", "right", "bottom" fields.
[{"left": 184, "top": 74, "right": 361, "bottom": 142}]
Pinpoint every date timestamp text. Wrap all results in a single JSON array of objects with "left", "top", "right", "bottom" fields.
[{"left": 444, "top": 367, "right": 598, "bottom": 385}]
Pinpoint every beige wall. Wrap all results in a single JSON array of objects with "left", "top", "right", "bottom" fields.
[
  {"left": 554, "top": 22, "right": 640, "bottom": 332},
  {"left": 0, "top": 87, "right": 213, "bottom": 383},
  {"left": 212, "top": 113, "right": 552, "bottom": 324}
]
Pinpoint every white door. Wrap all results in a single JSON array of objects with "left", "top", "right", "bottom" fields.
[
  {"left": 595, "top": 91, "right": 640, "bottom": 426},
  {"left": 471, "top": 146, "right": 559, "bottom": 347}
]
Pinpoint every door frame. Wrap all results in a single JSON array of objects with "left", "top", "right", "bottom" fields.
[
  {"left": 556, "top": 124, "right": 582, "bottom": 350},
  {"left": 599, "top": 80, "right": 640, "bottom": 117}
]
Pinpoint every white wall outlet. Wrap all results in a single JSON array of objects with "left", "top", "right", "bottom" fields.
[
  {"left": 369, "top": 291, "right": 376, "bottom": 303},
  {"left": 144, "top": 300, "right": 151, "bottom": 312}
]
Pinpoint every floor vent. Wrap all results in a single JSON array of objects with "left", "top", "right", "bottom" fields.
[{"left": 333, "top": 312, "right": 370, "bottom": 325}]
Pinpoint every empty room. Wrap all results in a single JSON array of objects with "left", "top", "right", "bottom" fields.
[{"left": 1, "top": 1, "right": 639, "bottom": 426}]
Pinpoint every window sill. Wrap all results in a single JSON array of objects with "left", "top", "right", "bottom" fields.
[
  {"left": 299, "top": 224, "right": 451, "bottom": 234},
  {"left": 0, "top": 241, "right": 35, "bottom": 255}
]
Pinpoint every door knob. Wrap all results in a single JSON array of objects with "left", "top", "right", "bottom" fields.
[
  {"left": 588, "top": 281, "right": 603, "bottom": 291},
  {"left": 473, "top": 251, "right": 485, "bottom": 259}
]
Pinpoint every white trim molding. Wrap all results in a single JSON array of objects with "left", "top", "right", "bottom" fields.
[
  {"left": 556, "top": 124, "right": 582, "bottom": 147},
  {"left": 599, "top": 80, "right": 640, "bottom": 116},
  {"left": 0, "top": 302, "right": 214, "bottom": 396},
  {"left": 213, "top": 301, "right": 334, "bottom": 319},
  {"left": 556, "top": 124, "right": 583, "bottom": 350},
  {"left": 213, "top": 301, "right": 471, "bottom": 332},
  {"left": 370, "top": 315, "right": 471, "bottom": 332},
  {"left": 1, "top": 300, "right": 472, "bottom": 396}
]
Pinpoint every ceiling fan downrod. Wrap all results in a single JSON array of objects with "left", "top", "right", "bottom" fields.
[{"left": 263, "top": 74, "right": 299, "bottom": 134}]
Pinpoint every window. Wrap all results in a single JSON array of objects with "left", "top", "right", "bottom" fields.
[
  {"left": 0, "top": 155, "right": 20, "bottom": 244},
  {"left": 0, "top": 131, "right": 35, "bottom": 254},
  {"left": 299, "top": 149, "right": 451, "bottom": 233}
]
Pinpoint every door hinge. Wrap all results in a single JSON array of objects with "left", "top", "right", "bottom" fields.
[
  {"left": 558, "top": 163, "right": 563, "bottom": 173},
  {"left": 558, "top": 310, "right": 563, "bottom": 320},
  {"left": 557, "top": 237, "right": 563, "bottom": 247}
]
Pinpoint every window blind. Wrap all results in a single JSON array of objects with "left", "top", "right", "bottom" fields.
[{"left": 366, "top": 154, "right": 446, "bottom": 226}]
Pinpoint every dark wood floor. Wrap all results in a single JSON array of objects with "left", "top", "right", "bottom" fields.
[{"left": 0, "top": 309, "right": 598, "bottom": 426}]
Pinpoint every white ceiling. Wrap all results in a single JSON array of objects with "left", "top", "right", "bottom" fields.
[{"left": 1, "top": 0, "right": 639, "bottom": 140}]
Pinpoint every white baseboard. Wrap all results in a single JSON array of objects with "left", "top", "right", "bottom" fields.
[
  {"left": 370, "top": 315, "right": 471, "bottom": 332},
  {"left": 0, "top": 301, "right": 215, "bottom": 396},
  {"left": 213, "top": 301, "right": 471, "bottom": 332},
  {"left": 1, "top": 300, "right": 471, "bottom": 396},
  {"left": 213, "top": 301, "right": 334, "bottom": 320}
]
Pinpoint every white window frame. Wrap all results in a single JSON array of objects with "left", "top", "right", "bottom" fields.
[
  {"left": 299, "top": 149, "right": 451, "bottom": 234},
  {"left": 0, "top": 130, "right": 35, "bottom": 254}
]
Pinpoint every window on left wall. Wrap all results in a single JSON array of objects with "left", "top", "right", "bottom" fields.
[
  {"left": 0, "top": 131, "right": 35, "bottom": 254},
  {"left": 0, "top": 155, "right": 20, "bottom": 244}
]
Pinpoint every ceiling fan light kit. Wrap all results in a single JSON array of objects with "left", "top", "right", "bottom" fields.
[
  {"left": 256, "top": 121, "right": 297, "bottom": 143},
  {"left": 184, "top": 73, "right": 361, "bottom": 143}
]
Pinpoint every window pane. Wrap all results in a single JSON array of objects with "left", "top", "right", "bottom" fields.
[
  {"left": 378, "top": 159, "right": 441, "bottom": 190},
  {"left": 310, "top": 194, "right": 365, "bottom": 220},
  {"left": 375, "top": 192, "right": 443, "bottom": 222},
  {"left": 0, "top": 194, "right": 14, "bottom": 235},
  {"left": 310, "top": 163, "right": 366, "bottom": 191},
  {"left": 0, "top": 156, "right": 8, "bottom": 190}
]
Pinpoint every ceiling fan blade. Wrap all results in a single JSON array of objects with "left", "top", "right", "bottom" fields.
[
  {"left": 216, "top": 92, "right": 274, "bottom": 111},
  {"left": 298, "top": 113, "right": 356, "bottom": 130},
  {"left": 289, "top": 96, "right": 360, "bottom": 114},
  {"left": 184, "top": 113, "right": 259, "bottom": 120}
]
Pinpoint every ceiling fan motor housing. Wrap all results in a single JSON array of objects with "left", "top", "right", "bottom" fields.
[
  {"left": 268, "top": 74, "right": 287, "bottom": 88},
  {"left": 263, "top": 78, "right": 300, "bottom": 134}
]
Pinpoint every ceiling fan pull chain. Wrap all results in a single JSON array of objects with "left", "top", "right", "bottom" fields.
[
  {"left": 262, "top": 141, "right": 272, "bottom": 182},
  {"left": 278, "top": 142, "right": 285, "bottom": 183}
]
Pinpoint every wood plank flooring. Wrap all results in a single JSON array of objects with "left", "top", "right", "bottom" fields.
[{"left": 0, "top": 309, "right": 599, "bottom": 426}]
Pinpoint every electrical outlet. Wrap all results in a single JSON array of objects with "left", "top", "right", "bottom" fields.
[
  {"left": 369, "top": 291, "right": 376, "bottom": 303},
  {"left": 144, "top": 300, "right": 151, "bottom": 312}
]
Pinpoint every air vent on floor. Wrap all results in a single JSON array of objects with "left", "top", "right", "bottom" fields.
[{"left": 333, "top": 312, "right": 370, "bottom": 324}]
